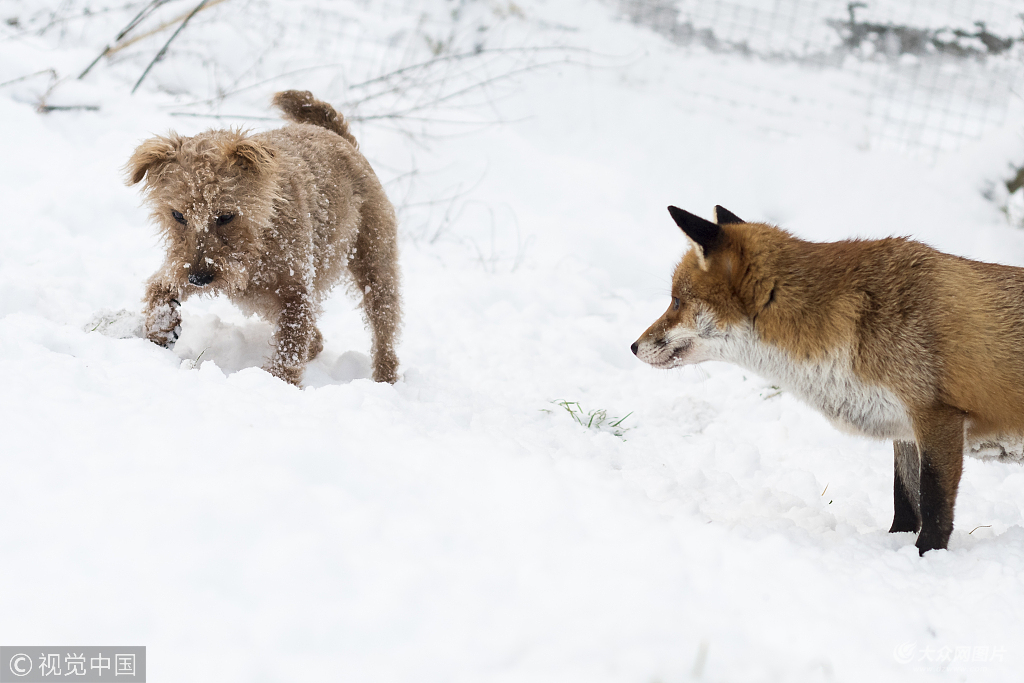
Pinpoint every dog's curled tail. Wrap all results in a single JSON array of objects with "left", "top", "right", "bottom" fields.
[{"left": 273, "top": 90, "right": 358, "bottom": 149}]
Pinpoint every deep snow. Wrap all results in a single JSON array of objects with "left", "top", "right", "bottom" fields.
[{"left": 2, "top": 1, "right": 1024, "bottom": 681}]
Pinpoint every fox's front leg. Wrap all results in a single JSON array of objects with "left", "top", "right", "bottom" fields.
[
  {"left": 912, "top": 406, "right": 965, "bottom": 555},
  {"left": 142, "top": 273, "right": 185, "bottom": 347},
  {"left": 889, "top": 440, "right": 921, "bottom": 534},
  {"left": 265, "top": 287, "right": 320, "bottom": 386}
]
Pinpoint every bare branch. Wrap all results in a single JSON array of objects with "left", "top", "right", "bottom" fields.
[
  {"left": 79, "top": 0, "right": 175, "bottom": 79},
  {"left": 170, "top": 46, "right": 598, "bottom": 111},
  {"left": 346, "top": 46, "right": 592, "bottom": 89},
  {"left": 0, "top": 69, "right": 57, "bottom": 89},
  {"left": 38, "top": 104, "right": 100, "bottom": 112},
  {"left": 118, "top": 0, "right": 175, "bottom": 42},
  {"left": 353, "top": 59, "right": 572, "bottom": 121},
  {"left": 111, "top": 0, "right": 230, "bottom": 57},
  {"left": 168, "top": 112, "right": 278, "bottom": 121},
  {"left": 132, "top": 0, "right": 213, "bottom": 95}
]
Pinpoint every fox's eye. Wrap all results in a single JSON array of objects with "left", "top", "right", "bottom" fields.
[
  {"left": 215, "top": 214, "right": 235, "bottom": 226},
  {"left": 172, "top": 210, "right": 186, "bottom": 225},
  {"left": 672, "top": 297, "right": 680, "bottom": 310}
]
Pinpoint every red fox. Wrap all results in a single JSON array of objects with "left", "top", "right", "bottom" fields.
[{"left": 632, "top": 205, "right": 1024, "bottom": 555}]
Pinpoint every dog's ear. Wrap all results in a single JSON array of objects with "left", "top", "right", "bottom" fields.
[
  {"left": 125, "top": 135, "right": 178, "bottom": 185},
  {"left": 668, "top": 206, "right": 723, "bottom": 270},
  {"left": 713, "top": 205, "right": 744, "bottom": 225},
  {"left": 231, "top": 138, "right": 276, "bottom": 175}
]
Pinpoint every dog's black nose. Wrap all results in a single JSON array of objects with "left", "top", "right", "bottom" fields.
[
  {"left": 189, "top": 271, "right": 214, "bottom": 287},
  {"left": 630, "top": 342, "right": 639, "bottom": 355}
]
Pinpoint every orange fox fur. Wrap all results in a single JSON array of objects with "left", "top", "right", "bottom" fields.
[{"left": 633, "top": 205, "right": 1024, "bottom": 554}]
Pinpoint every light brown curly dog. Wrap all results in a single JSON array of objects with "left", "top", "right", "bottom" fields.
[{"left": 126, "top": 90, "right": 401, "bottom": 385}]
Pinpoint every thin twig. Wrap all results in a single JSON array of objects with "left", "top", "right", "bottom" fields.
[
  {"left": 170, "top": 46, "right": 595, "bottom": 111},
  {"left": 349, "top": 114, "right": 520, "bottom": 126},
  {"left": 38, "top": 105, "right": 100, "bottom": 112},
  {"left": 111, "top": 0, "right": 230, "bottom": 57},
  {"left": 168, "top": 112, "right": 278, "bottom": 121},
  {"left": 0, "top": 69, "right": 57, "bottom": 89},
  {"left": 169, "top": 63, "right": 349, "bottom": 109},
  {"left": 80, "top": 0, "right": 174, "bottom": 79},
  {"left": 353, "top": 59, "right": 571, "bottom": 121},
  {"left": 343, "top": 53, "right": 528, "bottom": 109},
  {"left": 118, "top": 0, "right": 174, "bottom": 42},
  {"left": 17, "top": 2, "right": 138, "bottom": 38},
  {"left": 132, "top": 0, "right": 212, "bottom": 94},
  {"left": 347, "top": 46, "right": 592, "bottom": 89},
  {"left": 78, "top": 47, "right": 113, "bottom": 80}
]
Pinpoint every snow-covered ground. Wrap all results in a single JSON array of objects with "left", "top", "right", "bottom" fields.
[{"left": 2, "top": 1, "right": 1024, "bottom": 681}]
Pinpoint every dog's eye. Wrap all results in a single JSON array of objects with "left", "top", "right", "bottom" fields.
[
  {"left": 215, "top": 214, "right": 235, "bottom": 227},
  {"left": 672, "top": 297, "right": 680, "bottom": 310},
  {"left": 172, "top": 210, "right": 186, "bottom": 225}
]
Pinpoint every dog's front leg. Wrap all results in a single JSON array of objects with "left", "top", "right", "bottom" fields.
[
  {"left": 912, "top": 405, "right": 965, "bottom": 555},
  {"left": 142, "top": 272, "right": 185, "bottom": 347},
  {"left": 265, "top": 288, "right": 318, "bottom": 386}
]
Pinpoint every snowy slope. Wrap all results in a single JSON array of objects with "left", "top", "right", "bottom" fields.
[{"left": 2, "top": 1, "right": 1024, "bottom": 681}]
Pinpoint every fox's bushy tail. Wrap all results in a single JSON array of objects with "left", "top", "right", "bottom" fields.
[{"left": 272, "top": 90, "right": 358, "bottom": 149}]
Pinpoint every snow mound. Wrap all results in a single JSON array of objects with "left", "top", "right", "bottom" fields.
[{"left": 84, "top": 308, "right": 144, "bottom": 339}]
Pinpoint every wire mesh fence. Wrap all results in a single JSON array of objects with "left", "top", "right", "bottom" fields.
[
  {"left": 6, "top": 0, "right": 1021, "bottom": 159},
  {"left": 618, "top": 0, "right": 1024, "bottom": 157}
]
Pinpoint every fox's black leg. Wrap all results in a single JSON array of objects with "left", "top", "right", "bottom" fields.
[
  {"left": 912, "top": 407, "right": 965, "bottom": 555},
  {"left": 889, "top": 440, "right": 921, "bottom": 533}
]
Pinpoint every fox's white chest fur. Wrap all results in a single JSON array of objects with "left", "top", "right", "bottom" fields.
[
  {"left": 705, "top": 323, "right": 917, "bottom": 441},
  {"left": 694, "top": 322, "right": 1024, "bottom": 462}
]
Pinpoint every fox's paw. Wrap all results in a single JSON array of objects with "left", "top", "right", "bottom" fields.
[
  {"left": 915, "top": 527, "right": 951, "bottom": 555},
  {"left": 888, "top": 519, "right": 920, "bottom": 534}
]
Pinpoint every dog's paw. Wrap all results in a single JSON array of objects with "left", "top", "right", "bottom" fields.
[
  {"left": 372, "top": 366, "right": 400, "bottom": 384},
  {"left": 263, "top": 361, "right": 303, "bottom": 386},
  {"left": 144, "top": 300, "right": 182, "bottom": 348},
  {"left": 371, "top": 351, "right": 400, "bottom": 384},
  {"left": 148, "top": 324, "right": 181, "bottom": 349}
]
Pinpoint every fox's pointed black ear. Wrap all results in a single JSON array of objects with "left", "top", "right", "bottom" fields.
[
  {"left": 713, "top": 205, "right": 744, "bottom": 225},
  {"left": 668, "top": 206, "right": 724, "bottom": 262}
]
